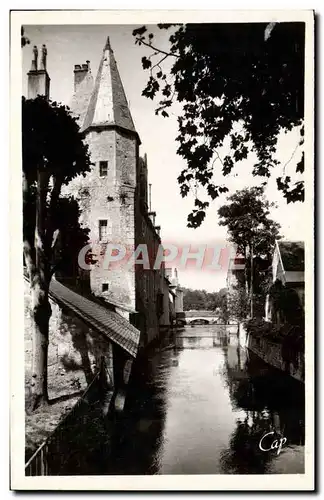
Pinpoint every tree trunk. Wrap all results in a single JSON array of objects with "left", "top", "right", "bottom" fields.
[
  {"left": 250, "top": 241, "right": 254, "bottom": 318},
  {"left": 244, "top": 246, "right": 249, "bottom": 295},
  {"left": 28, "top": 170, "right": 52, "bottom": 411},
  {"left": 29, "top": 282, "right": 51, "bottom": 411}
]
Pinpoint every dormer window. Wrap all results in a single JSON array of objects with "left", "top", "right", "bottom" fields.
[{"left": 99, "top": 161, "right": 108, "bottom": 177}]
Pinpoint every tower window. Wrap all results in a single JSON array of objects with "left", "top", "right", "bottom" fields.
[
  {"left": 102, "top": 283, "right": 109, "bottom": 292},
  {"left": 99, "top": 219, "right": 108, "bottom": 241},
  {"left": 99, "top": 161, "right": 108, "bottom": 177}
]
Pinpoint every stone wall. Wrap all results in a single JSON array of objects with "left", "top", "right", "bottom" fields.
[
  {"left": 160, "top": 278, "right": 171, "bottom": 328},
  {"left": 175, "top": 288, "right": 184, "bottom": 313},
  {"left": 24, "top": 279, "right": 114, "bottom": 403},
  {"left": 247, "top": 333, "right": 304, "bottom": 383},
  {"left": 134, "top": 203, "right": 165, "bottom": 346}
]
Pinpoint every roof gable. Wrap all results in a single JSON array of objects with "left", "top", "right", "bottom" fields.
[{"left": 278, "top": 240, "right": 304, "bottom": 272}]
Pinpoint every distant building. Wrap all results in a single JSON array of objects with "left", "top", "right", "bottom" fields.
[
  {"left": 165, "top": 268, "right": 184, "bottom": 325},
  {"left": 226, "top": 252, "right": 245, "bottom": 293},
  {"left": 265, "top": 240, "right": 304, "bottom": 324},
  {"left": 272, "top": 240, "right": 304, "bottom": 301}
]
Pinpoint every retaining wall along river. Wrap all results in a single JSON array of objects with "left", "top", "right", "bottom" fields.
[{"left": 247, "top": 333, "right": 304, "bottom": 383}]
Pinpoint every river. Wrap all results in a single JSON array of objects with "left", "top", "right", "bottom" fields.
[
  {"left": 47, "top": 324, "right": 305, "bottom": 475},
  {"left": 105, "top": 325, "right": 305, "bottom": 475}
]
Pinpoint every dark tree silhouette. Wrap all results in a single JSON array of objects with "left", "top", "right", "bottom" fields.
[
  {"left": 133, "top": 23, "right": 305, "bottom": 227},
  {"left": 182, "top": 287, "right": 227, "bottom": 312},
  {"left": 23, "top": 96, "right": 92, "bottom": 410},
  {"left": 21, "top": 26, "right": 30, "bottom": 47},
  {"left": 24, "top": 193, "right": 89, "bottom": 281}
]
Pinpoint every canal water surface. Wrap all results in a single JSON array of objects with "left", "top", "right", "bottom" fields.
[
  {"left": 49, "top": 325, "right": 305, "bottom": 475},
  {"left": 105, "top": 325, "right": 305, "bottom": 475}
]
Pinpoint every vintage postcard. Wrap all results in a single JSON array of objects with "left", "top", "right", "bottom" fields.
[{"left": 10, "top": 9, "right": 314, "bottom": 491}]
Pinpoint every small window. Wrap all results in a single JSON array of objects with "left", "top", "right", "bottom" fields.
[
  {"left": 99, "top": 161, "right": 108, "bottom": 177},
  {"left": 102, "top": 283, "right": 109, "bottom": 292},
  {"left": 99, "top": 220, "right": 108, "bottom": 241}
]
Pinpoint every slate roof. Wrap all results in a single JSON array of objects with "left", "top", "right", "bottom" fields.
[
  {"left": 278, "top": 241, "right": 304, "bottom": 272},
  {"left": 74, "top": 36, "right": 136, "bottom": 135}
]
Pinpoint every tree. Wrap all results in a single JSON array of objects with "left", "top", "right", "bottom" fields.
[
  {"left": 183, "top": 288, "right": 207, "bottom": 310},
  {"left": 21, "top": 26, "right": 30, "bottom": 48},
  {"left": 227, "top": 285, "right": 249, "bottom": 323},
  {"left": 23, "top": 96, "right": 92, "bottom": 410},
  {"left": 133, "top": 23, "right": 305, "bottom": 227},
  {"left": 182, "top": 287, "right": 227, "bottom": 311},
  {"left": 217, "top": 288, "right": 229, "bottom": 323},
  {"left": 218, "top": 186, "right": 281, "bottom": 317},
  {"left": 24, "top": 193, "right": 90, "bottom": 281}
]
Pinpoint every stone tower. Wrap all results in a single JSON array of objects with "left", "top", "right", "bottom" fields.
[{"left": 67, "top": 37, "right": 140, "bottom": 313}]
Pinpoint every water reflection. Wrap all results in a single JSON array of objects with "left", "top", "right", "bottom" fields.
[
  {"left": 220, "top": 340, "right": 304, "bottom": 474},
  {"left": 104, "top": 343, "right": 176, "bottom": 475},
  {"left": 51, "top": 325, "right": 304, "bottom": 475},
  {"left": 103, "top": 326, "right": 304, "bottom": 475}
]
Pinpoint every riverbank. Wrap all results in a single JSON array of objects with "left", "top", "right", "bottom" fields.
[
  {"left": 25, "top": 393, "right": 82, "bottom": 461},
  {"left": 242, "top": 320, "right": 304, "bottom": 383},
  {"left": 247, "top": 334, "right": 304, "bottom": 382}
]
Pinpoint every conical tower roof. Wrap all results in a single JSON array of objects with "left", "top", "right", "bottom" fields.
[{"left": 82, "top": 37, "right": 136, "bottom": 135}]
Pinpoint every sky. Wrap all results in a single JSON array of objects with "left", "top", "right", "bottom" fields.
[{"left": 22, "top": 24, "right": 306, "bottom": 292}]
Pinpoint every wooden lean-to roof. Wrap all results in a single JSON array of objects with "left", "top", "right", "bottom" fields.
[
  {"left": 24, "top": 273, "right": 140, "bottom": 358},
  {"left": 49, "top": 279, "right": 140, "bottom": 358}
]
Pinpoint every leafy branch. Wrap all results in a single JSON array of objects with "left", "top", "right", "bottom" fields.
[{"left": 133, "top": 22, "right": 305, "bottom": 227}]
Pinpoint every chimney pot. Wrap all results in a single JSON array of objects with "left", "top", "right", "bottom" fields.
[
  {"left": 31, "top": 45, "right": 38, "bottom": 71},
  {"left": 73, "top": 62, "right": 91, "bottom": 92},
  {"left": 28, "top": 45, "right": 50, "bottom": 99}
]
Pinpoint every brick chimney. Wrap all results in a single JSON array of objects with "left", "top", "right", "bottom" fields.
[
  {"left": 27, "top": 44, "right": 50, "bottom": 100},
  {"left": 74, "top": 60, "right": 90, "bottom": 92}
]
